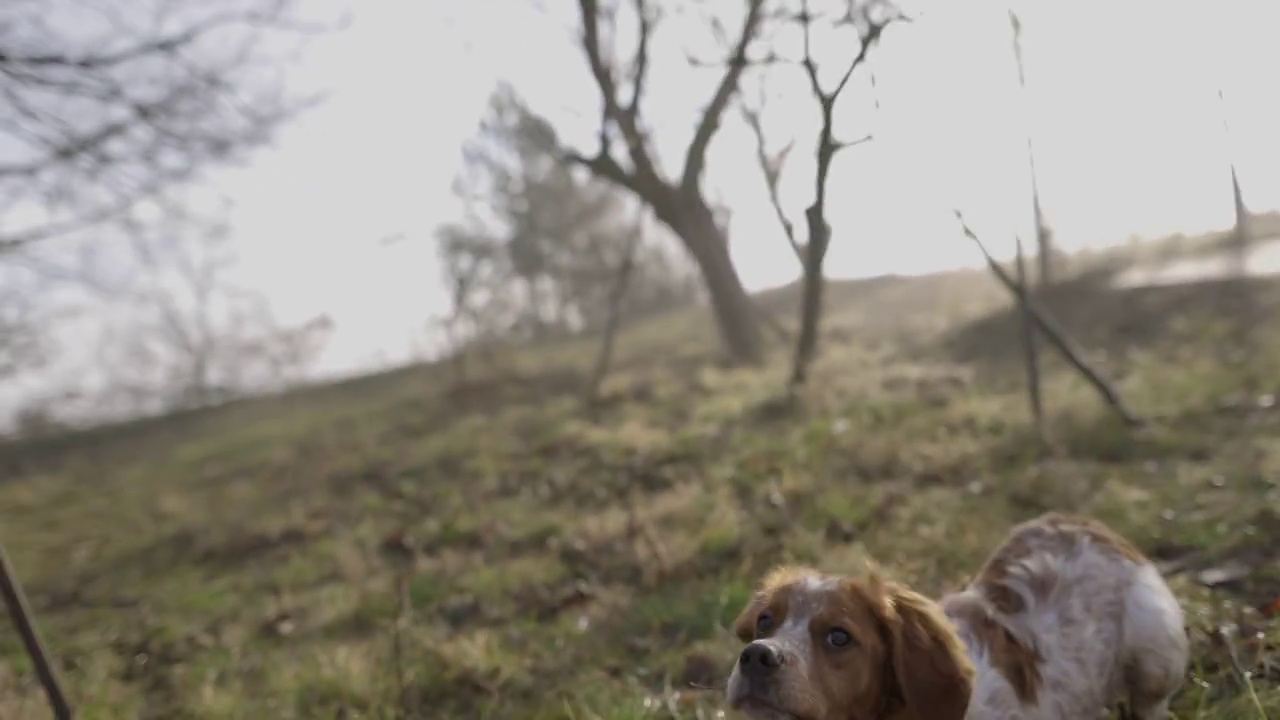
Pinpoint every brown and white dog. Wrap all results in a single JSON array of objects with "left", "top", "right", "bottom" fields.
[{"left": 725, "top": 513, "right": 1188, "bottom": 720}]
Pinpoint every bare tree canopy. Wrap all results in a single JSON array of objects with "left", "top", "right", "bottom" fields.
[
  {"left": 91, "top": 205, "right": 334, "bottom": 415},
  {"left": 551, "top": 0, "right": 903, "bottom": 364},
  {"left": 0, "top": 0, "right": 335, "bottom": 250}
]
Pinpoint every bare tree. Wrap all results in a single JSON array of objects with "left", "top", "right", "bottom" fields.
[
  {"left": 94, "top": 205, "right": 331, "bottom": 414},
  {"left": 563, "top": 0, "right": 771, "bottom": 364},
  {"left": 0, "top": 0, "right": 336, "bottom": 251},
  {"left": 434, "top": 220, "right": 513, "bottom": 384},
  {"left": 242, "top": 311, "right": 334, "bottom": 391},
  {"left": 117, "top": 212, "right": 239, "bottom": 408},
  {"left": 741, "top": 0, "right": 894, "bottom": 388}
]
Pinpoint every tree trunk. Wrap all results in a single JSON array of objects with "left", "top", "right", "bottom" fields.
[
  {"left": 1014, "top": 235, "right": 1044, "bottom": 436},
  {"left": 790, "top": 209, "right": 828, "bottom": 388},
  {"left": 658, "top": 193, "right": 764, "bottom": 365}
]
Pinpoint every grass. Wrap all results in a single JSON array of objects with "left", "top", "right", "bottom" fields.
[{"left": 2, "top": 223, "right": 1280, "bottom": 719}]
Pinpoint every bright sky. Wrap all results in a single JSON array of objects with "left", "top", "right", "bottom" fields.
[
  {"left": 9, "top": 0, "right": 1280, "bottom": 416},
  {"left": 218, "top": 0, "right": 1280, "bottom": 378}
]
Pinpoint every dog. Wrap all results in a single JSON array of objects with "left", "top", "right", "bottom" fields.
[{"left": 725, "top": 513, "right": 1188, "bottom": 719}]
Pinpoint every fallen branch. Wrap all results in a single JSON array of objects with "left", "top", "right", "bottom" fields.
[{"left": 954, "top": 211, "right": 1142, "bottom": 427}]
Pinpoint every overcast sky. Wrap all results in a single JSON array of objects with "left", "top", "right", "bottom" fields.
[{"left": 7, "top": 0, "right": 1280, "bottom": 417}]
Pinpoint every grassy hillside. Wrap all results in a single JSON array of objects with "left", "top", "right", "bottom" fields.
[{"left": 2, "top": 224, "right": 1280, "bottom": 719}]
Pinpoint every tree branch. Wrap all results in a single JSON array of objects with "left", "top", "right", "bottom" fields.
[
  {"left": 0, "top": 10, "right": 288, "bottom": 70},
  {"left": 953, "top": 210, "right": 1142, "bottom": 427},
  {"left": 832, "top": 134, "right": 873, "bottom": 152},
  {"left": 799, "top": 0, "right": 893, "bottom": 218},
  {"left": 0, "top": 0, "right": 337, "bottom": 251},
  {"left": 575, "top": 0, "right": 662, "bottom": 187},
  {"left": 681, "top": 0, "right": 767, "bottom": 192},
  {"left": 738, "top": 95, "right": 800, "bottom": 262},
  {"left": 564, "top": 149, "right": 642, "bottom": 197},
  {"left": 626, "top": 0, "right": 653, "bottom": 114}
]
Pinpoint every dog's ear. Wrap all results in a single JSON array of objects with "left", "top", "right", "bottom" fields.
[{"left": 883, "top": 585, "right": 973, "bottom": 720}]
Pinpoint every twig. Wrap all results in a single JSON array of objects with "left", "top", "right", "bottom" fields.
[
  {"left": 954, "top": 211, "right": 1142, "bottom": 427},
  {"left": 0, "top": 544, "right": 73, "bottom": 720},
  {"left": 1212, "top": 624, "right": 1270, "bottom": 718},
  {"left": 738, "top": 91, "right": 800, "bottom": 262}
]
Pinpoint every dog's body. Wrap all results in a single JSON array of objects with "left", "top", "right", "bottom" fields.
[{"left": 725, "top": 513, "right": 1188, "bottom": 720}]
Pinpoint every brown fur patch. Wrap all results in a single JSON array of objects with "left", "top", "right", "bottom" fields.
[
  {"left": 875, "top": 583, "right": 976, "bottom": 720},
  {"left": 732, "top": 565, "right": 816, "bottom": 641},
  {"left": 944, "top": 594, "right": 1043, "bottom": 703}
]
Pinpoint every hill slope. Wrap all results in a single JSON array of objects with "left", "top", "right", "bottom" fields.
[{"left": 2, "top": 227, "right": 1280, "bottom": 719}]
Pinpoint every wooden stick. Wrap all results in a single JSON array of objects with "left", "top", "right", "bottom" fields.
[{"left": 0, "top": 544, "right": 73, "bottom": 719}]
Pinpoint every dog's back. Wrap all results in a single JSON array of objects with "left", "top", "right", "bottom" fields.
[{"left": 941, "top": 513, "right": 1188, "bottom": 719}]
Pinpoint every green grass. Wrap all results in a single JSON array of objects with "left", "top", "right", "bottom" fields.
[{"left": 2, "top": 225, "right": 1280, "bottom": 718}]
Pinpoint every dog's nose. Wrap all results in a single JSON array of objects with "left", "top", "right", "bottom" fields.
[{"left": 739, "top": 641, "right": 783, "bottom": 678}]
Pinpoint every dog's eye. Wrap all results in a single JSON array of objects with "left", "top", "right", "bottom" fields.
[
  {"left": 755, "top": 611, "right": 773, "bottom": 636},
  {"left": 826, "top": 628, "right": 853, "bottom": 648}
]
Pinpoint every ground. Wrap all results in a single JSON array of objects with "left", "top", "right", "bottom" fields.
[{"left": 1, "top": 222, "right": 1280, "bottom": 719}]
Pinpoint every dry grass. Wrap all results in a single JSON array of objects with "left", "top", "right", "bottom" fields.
[{"left": 2, "top": 224, "right": 1280, "bottom": 719}]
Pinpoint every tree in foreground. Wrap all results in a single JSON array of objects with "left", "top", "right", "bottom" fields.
[{"left": 0, "top": 0, "right": 334, "bottom": 251}]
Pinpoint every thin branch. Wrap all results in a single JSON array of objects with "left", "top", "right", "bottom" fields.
[
  {"left": 626, "top": 0, "right": 653, "bottom": 114},
  {"left": 832, "top": 134, "right": 873, "bottom": 152},
  {"left": 564, "top": 149, "right": 642, "bottom": 197},
  {"left": 681, "top": 0, "right": 768, "bottom": 192},
  {"left": 685, "top": 50, "right": 787, "bottom": 70},
  {"left": 1, "top": 11, "right": 260, "bottom": 70},
  {"left": 0, "top": 1, "right": 336, "bottom": 251},
  {"left": 738, "top": 95, "right": 800, "bottom": 261},
  {"left": 575, "top": 0, "right": 661, "bottom": 185},
  {"left": 799, "top": 0, "right": 893, "bottom": 217}
]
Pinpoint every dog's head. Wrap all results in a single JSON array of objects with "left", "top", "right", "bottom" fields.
[{"left": 725, "top": 564, "right": 973, "bottom": 720}]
